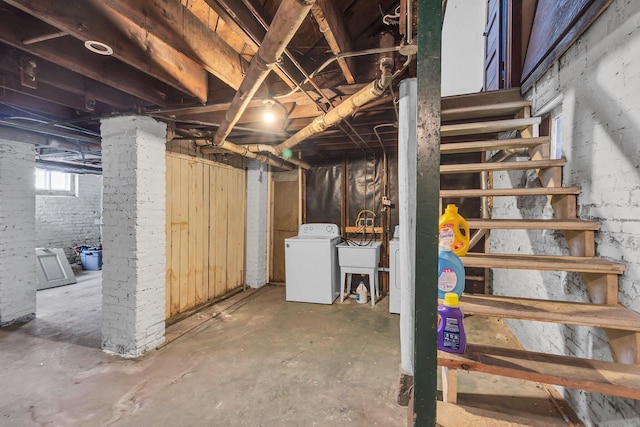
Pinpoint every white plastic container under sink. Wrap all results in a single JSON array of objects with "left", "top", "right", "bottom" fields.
[{"left": 337, "top": 241, "right": 382, "bottom": 268}]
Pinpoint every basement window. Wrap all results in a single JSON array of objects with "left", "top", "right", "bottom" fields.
[
  {"left": 550, "top": 114, "right": 563, "bottom": 160},
  {"left": 35, "top": 169, "right": 77, "bottom": 196}
]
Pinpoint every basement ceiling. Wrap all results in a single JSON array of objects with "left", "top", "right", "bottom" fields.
[{"left": 0, "top": 0, "right": 419, "bottom": 171}]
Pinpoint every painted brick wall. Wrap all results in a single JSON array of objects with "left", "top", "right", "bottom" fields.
[
  {"left": 0, "top": 139, "right": 36, "bottom": 326},
  {"left": 36, "top": 174, "right": 102, "bottom": 262},
  {"left": 245, "top": 159, "right": 268, "bottom": 288},
  {"left": 101, "top": 116, "right": 166, "bottom": 357},
  {"left": 491, "top": 1, "right": 640, "bottom": 424}
]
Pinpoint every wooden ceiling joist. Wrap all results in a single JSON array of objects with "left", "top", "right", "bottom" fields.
[
  {"left": 310, "top": 0, "right": 356, "bottom": 84},
  {"left": 0, "top": 90, "right": 74, "bottom": 118},
  {"left": 202, "top": 0, "right": 299, "bottom": 88},
  {"left": 0, "top": 5, "right": 170, "bottom": 106},
  {"left": 0, "top": 71, "right": 106, "bottom": 114},
  {"left": 0, "top": 46, "right": 135, "bottom": 110},
  {"left": 5, "top": 0, "right": 208, "bottom": 102},
  {"left": 101, "top": 0, "right": 248, "bottom": 91}
]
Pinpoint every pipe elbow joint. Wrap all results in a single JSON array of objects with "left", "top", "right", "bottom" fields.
[{"left": 311, "top": 116, "right": 327, "bottom": 132}]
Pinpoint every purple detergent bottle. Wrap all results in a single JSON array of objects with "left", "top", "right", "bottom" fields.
[{"left": 437, "top": 293, "right": 467, "bottom": 354}]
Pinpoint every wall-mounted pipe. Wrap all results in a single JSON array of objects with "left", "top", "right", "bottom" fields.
[{"left": 211, "top": 0, "right": 315, "bottom": 148}]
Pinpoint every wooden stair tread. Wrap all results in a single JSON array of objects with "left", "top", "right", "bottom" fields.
[
  {"left": 441, "top": 88, "right": 524, "bottom": 110},
  {"left": 441, "top": 159, "right": 564, "bottom": 174},
  {"left": 442, "top": 100, "right": 532, "bottom": 122},
  {"left": 441, "top": 117, "right": 541, "bottom": 138},
  {"left": 466, "top": 218, "right": 599, "bottom": 231},
  {"left": 462, "top": 252, "right": 625, "bottom": 274},
  {"left": 438, "top": 344, "right": 640, "bottom": 400},
  {"left": 436, "top": 401, "right": 544, "bottom": 427},
  {"left": 441, "top": 137, "right": 549, "bottom": 154},
  {"left": 460, "top": 294, "right": 640, "bottom": 331},
  {"left": 441, "top": 187, "right": 580, "bottom": 198}
]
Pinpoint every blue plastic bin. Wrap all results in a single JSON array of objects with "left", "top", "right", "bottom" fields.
[{"left": 81, "top": 250, "right": 103, "bottom": 270}]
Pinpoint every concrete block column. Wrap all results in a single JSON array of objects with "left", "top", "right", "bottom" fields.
[
  {"left": 245, "top": 159, "right": 268, "bottom": 288},
  {"left": 100, "top": 116, "right": 166, "bottom": 357},
  {"left": 0, "top": 139, "right": 36, "bottom": 326}
]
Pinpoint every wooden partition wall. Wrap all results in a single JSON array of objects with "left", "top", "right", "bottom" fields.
[{"left": 165, "top": 153, "right": 246, "bottom": 320}]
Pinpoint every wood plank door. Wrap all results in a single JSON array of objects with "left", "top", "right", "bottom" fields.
[
  {"left": 483, "top": 0, "right": 502, "bottom": 91},
  {"left": 269, "top": 171, "right": 299, "bottom": 284}
]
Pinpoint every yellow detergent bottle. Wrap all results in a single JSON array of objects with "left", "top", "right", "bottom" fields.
[{"left": 438, "top": 204, "right": 470, "bottom": 257}]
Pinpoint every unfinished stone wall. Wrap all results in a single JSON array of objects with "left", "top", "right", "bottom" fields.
[
  {"left": 491, "top": 1, "right": 640, "bottom": 424},
  {"left": 36, "top": 174, "right": 102, "bottom": 262}
]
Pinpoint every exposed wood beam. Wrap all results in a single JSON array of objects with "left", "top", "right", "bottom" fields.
[
  {"left": 0, "top": 91, "right": 73, "bottom": 118},
  {"left": 202, "top": 0, "right": 299, "bottom": 88},
  {"left": 0, "top": 71, "right": 107, "bottom": 113},
  {"left": 0, "top": 46, "right": 134, "bottom": 110},
  {"left": 5, "top": 0, "right": 208, "bottom": 102},
  {"left": 0, "top": 6, "right": 170, "bottom": 106},
  {"left": 310, "top": 0, "right": 356, "bottom": 84},
  {"left": 101, "top": 0, "right": 247, "bottom": 90}
]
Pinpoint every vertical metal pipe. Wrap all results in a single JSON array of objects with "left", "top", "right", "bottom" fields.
[{"left": 414, "top": 0, "right": 441, "bottom": 424}]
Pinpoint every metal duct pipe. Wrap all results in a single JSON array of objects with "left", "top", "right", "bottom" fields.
[
  {"left": 211, "top": 0, "right": 315, "bottom": 147},
  {"left": 241, "top": 144, "right": 311, "bottom": 169}
]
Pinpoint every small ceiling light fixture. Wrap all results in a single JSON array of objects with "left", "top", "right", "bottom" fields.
[
  {"left": 262, "top": 98, "right": 275, "bottom": 123},
  {"left": 84, "top": 40, "right": 114, "bottom": 56}
]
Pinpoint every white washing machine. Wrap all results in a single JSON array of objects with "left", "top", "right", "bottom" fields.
[
  {"left": 285, "top": 223, "right": 341, "bottom": 304},
  {"left": 389, "top": 225, "right": 401, "bottom": 314}
]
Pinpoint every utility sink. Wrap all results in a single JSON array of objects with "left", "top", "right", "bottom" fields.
[{"left": 337, "top": 241, "right": 382, "bottom": 269}]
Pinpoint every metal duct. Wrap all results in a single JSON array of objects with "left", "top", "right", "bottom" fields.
[{"left": 211, "top": 0, "right": 315, "bottom": 147}]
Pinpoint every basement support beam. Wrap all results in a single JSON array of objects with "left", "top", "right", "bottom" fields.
[
  {"left": 0, "top": 6, "right": 169, "bottom": 106},
  {"left": 6, "top": 0, "right": 208, "bottom": 101},
  {"left": 100, "top": 0, "right": 248, "bottom": 90},
  {"left": 211, "top": 0, "right": 315, "bottom": 147},
  {"left": 310, "top": 0, "right": 356, "bottom": 84},
  {"left": 412, "top": 0, "right": 441, "bottom": 425},
  {"left": 100, "top": 116, "right": 166, "bottom": 357}
]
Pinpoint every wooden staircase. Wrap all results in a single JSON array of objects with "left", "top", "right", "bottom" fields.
[{"left": 437, "top": 88, "right": 640, "bottom": 403}]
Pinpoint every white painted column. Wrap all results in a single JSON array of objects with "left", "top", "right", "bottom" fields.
[
  {"left": 245, "top": 159, "right": 268, "bottom": 288},
  {"left": 100, "top": 116, "right": 166, "bottom": 357},
  {"left": 0, "top": 139, "right": 36, "bottom": 326},
  {"left": 398, "top": 78, "right": 417, "bottom": 375}
]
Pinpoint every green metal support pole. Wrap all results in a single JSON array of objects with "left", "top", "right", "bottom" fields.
[{"left": 413, "top": 0, "right": 441, "bottom": 425}]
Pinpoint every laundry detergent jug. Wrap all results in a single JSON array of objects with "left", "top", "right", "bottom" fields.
[
  {"left": 438, "top": 204, "right": 470, "bottom": 257},
  {"left": 437, "top": 228, "right": 465, "bottom": 299},
  {"left": 437, "top": 292, "right": 467, "bottom": 354}
]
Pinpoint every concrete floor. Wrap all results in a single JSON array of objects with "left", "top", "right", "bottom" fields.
[{"left": 0, "top": 272, "right": 578, "bottom": 426}]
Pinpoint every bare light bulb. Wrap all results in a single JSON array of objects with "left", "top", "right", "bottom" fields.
[
  {"left": 263, "top": 99, "right": 275, "bottom": 123},
  {"left": 263, "top": 110, "right": 275, "bottom": 123}
]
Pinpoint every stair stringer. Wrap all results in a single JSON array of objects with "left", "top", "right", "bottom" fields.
[{"left": 520, "top": 119, "right": 640, "bottom": 365}]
